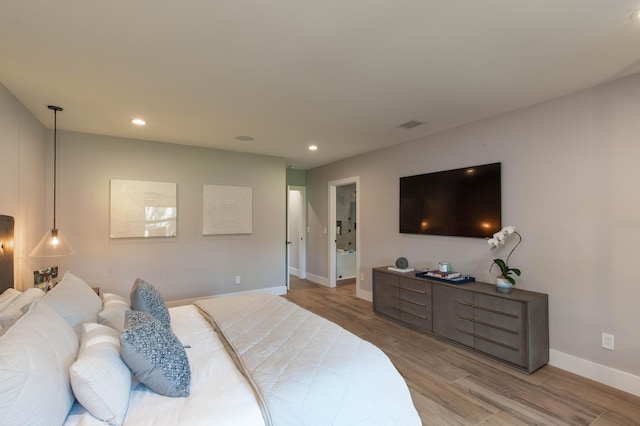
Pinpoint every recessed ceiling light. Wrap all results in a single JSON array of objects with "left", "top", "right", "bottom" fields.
[
  {"left": 131, "top": 119, "right": 146, "bottom": 126},
  {"left": 235, "top": 135, "right": 254, "bottom": 141},
  {"left": 308, "top": 145, "right": 318, "bottom": 151},
  {"left": 631, "top": 9, "right": 640, "bottom": 21}
]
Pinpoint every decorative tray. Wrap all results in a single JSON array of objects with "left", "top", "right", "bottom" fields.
[{"left": 415, "top": 272, "right": 475, "bottom": 285}]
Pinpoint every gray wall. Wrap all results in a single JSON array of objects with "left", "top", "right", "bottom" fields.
[
  {"left": 0, "top": 84, "right": 47, "bottom": 290},
  {"left": 2, "top": 82, "right": 287, "bottom": 300},
  {"left": 306, "top": 73, "right": 640, "bottom": 379},
  {"left": 35, "top": 131, "right": 287, "bottom": 301},
  {"left": 286, "top": 168, "right": 306, "bottom": 186}
]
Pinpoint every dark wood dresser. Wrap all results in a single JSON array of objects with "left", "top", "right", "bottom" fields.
[{"left": 372, "top": 266, "right": 549, "bottom": 373}]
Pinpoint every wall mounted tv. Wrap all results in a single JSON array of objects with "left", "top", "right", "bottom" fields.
[{"left": 399, "top": 162, "right": 501, "bottom": 238}]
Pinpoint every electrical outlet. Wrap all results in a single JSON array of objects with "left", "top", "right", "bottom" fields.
[
  {"left": 360, "top": 272, "right": 365, "bottom": 281},
  {"left": 235, "top": 275, "right": 241, "bottom": 285},
  {"left": 602, "top": 333, "right": 615, "bottom": 350}
]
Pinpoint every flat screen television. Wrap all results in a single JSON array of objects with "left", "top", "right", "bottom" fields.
[{"left": 399, "top": 162, "right": 501, "bottom": 238}]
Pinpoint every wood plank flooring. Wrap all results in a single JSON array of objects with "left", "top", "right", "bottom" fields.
[{"left": 284, "top": 276, "right": 640, "bottom": 426}]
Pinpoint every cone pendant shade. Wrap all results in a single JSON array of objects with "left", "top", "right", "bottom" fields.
[{"left": 30, "top": 229, "right": 76, "bottom": 257}]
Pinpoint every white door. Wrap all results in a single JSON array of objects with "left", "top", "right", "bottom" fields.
[{"left": 287, "top": 186, "right": 306, "bottom": 286}]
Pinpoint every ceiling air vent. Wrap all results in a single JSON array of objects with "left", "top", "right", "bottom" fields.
[{"left": 397, "top": 120, "right": 424, "bottom": 129}]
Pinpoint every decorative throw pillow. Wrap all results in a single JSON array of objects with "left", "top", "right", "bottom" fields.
[
  {"left": 120, "top": 310, "right": 190, "bottom": 397},
  {"left": 43, "top": 272, "right": 103, "bottom": 336},
  {"left": 98, "top": 293, "right": 131, "bottom": 333},
  {"left": 70, "top": 323, "right": 131, "bottom": 425},
  {"left": 0, "top": 299, "right": 79, "bottom": 425},
  {"left": 129, "top": 279, "right": 170, "bottom": 328}
]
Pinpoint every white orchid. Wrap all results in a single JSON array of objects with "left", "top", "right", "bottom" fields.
[
  {"left": 487, "top": 225, "right": 522, "bottom": 285},
  {"left": 488, "top": 225, "right": 517, "bottom": 249},
  {"left": 503, "top": 225, "right": 516, "bottom": 235}
]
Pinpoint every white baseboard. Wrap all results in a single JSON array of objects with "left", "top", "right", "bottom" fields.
[
  {"left": 305, "top": 273, "right": 330, "bottom": 287},
  {"left": 357, "top": 288, "right": 372, "bottom": 302},
  {"left": 549, "top": 349, "right": 640, "bottom": 397},
  {"left": 166, "top": 285, "right": 287, "bottom": 308},
  {"left": 288, "top": 267, "right": 300, "bottom": 277},
  {"left": 305, "top": 273, "right": 372, "bottom": 302}
]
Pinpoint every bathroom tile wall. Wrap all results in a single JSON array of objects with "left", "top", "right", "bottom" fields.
[{"left": 336, "top": 184, "right": 356, "bottom": 251}]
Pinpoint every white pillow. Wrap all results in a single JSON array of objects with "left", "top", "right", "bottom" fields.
[
  {"left": 0, "top": 288, "right": 21, "bottom": 311},
  {"left": 70, "top": 323, "right": 131, "bottom": 425},
  {"left": 98, "top": 293, "right": 131, "bottom": 333},
  {"left": 102, "top": 293, "right": 130, "bottom": 308},
  {"left": 0, "top": 288, "right": 44, "bottom": 328},
  {"left": 0, "top": 299, "right": 79, "bottom": 425},
  {"left": 43, "top": 272, "right": 103, "bottom": 336}
]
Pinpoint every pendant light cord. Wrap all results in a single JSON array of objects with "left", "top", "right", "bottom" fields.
[
  {"left": 48, "top": 105, "right": 63, "bottom": 232},
  {"left": 53, "top": 107, "right": 57, "bottom": 231}
]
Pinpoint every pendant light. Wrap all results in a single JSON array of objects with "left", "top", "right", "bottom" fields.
[{"left": 30, "top": 105, "right": 76, "bottom": 257}]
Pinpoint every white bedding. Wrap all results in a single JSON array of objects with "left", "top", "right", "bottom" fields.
[
  {"left": 64, "top": 305, "right": 265, "bottom": 426},
  {"left": 196, "top": 294, "right": 421, "bottom": 426}
]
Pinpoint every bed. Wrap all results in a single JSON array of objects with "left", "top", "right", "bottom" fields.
[{"left": 0, "top": 271, "right": 421, "bottom": 426}]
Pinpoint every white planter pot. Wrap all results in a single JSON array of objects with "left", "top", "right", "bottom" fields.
[{"left": 496, "top": 277, "right": 513, "bottom": 293}]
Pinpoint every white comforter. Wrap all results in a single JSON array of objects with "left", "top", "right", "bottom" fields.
[
  {"left": 64, "top": 305, "right": 265, "bottom": 426},
  {"left": 195, "top": 293, "right": 421, "bottom": 426}
]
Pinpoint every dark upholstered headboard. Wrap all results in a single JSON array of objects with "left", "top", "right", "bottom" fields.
[{"left": 0, "top": 215, "right": 15, "bottom": 293}]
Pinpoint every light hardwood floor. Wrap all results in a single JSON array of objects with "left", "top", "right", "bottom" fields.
[{"left": 284, "top": 276, "right": 640, "bottom": 426}]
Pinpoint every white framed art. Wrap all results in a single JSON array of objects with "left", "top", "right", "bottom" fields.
[
  {"left": 202, "top": 184, "right": 252, "bottom": 235},
  {"left": 110, "top": 179, "right": 177, "bottom": 238}
]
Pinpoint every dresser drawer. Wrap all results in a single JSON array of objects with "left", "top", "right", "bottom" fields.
[
  {"left": 474, "top": 307, "right": 523, "bottom": 333},
  {"left": 474, "top": 294, "right": 523, "bottom": 317},
  {"left": 373, "top": 272, "right": 400, "bottom": 318},
  {"left": 474, "top": 322, "right": 523, "bottom": 352},
  {"left": 399, "top": 286, "right": 430, "bottom": 306},
  {"left": 399, "top": 277, "right": 431, "bottom": 303},
  {"left": 475, "top": 333, "right": 525, "bottom": 367},
  {"left": 400, "top": 309, "right": 432, "bottom": 330},
  {"left": 433, "top": 285, "right": 474, "bottom": 347}
]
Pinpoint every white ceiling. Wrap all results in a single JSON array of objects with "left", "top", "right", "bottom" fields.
[{"left": 2, "top": 1, "right": 640, "bottom": 169}]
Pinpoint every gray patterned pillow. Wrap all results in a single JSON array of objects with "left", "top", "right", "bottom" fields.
[
  {"left": 129, "top": 279, "right": 170, "bottom": 328},
  {"left": 120, "top": 310, "right": 190, "bottom": 397}
]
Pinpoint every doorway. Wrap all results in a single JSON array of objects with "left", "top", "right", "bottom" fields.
[
  {"left": 328, "top": 177, "right": 360, "bottom": 292},
  {"left": 287, "top": 186, "right": 306, "bottom": 290}
]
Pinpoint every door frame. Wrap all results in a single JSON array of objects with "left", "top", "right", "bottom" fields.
[
  {"left": 287, "top": 185, "right": 307, "bottom": 288},
  {"left": 328, "top": 176, "right": 360, "bottom": 289}
]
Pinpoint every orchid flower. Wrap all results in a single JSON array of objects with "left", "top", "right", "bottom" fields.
[{"left": 487, "top": 225, "right": 522, "bottom": 285}]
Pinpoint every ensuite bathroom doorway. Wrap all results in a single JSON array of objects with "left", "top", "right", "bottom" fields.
[{"left": 328, "top": 177, "right": 360, "bottom": 292}]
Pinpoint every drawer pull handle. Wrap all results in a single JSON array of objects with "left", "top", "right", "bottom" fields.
[
  {"left": 455, "top": 330, "right": 519, "bottom": 352},
  {"left": 401, "top": 311, "right": 428, "bottom": 320},
  {"left": 474, "top": 305, "right": 519, "bottom": 319},
  {"left": 402, "top": 287, "right": 427, "bottom": 295},
  {"left": 400, "top": 298, "right": 427, "bottom": 307},
  {"left": 474, "top": 334, "right": 520, "bottom": 352},
  {"left": 473, "top": 319, "right": 519, "bottom": 334},
  {"left": 456, "top": 301, "right": 519, "bottom": 319}
]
